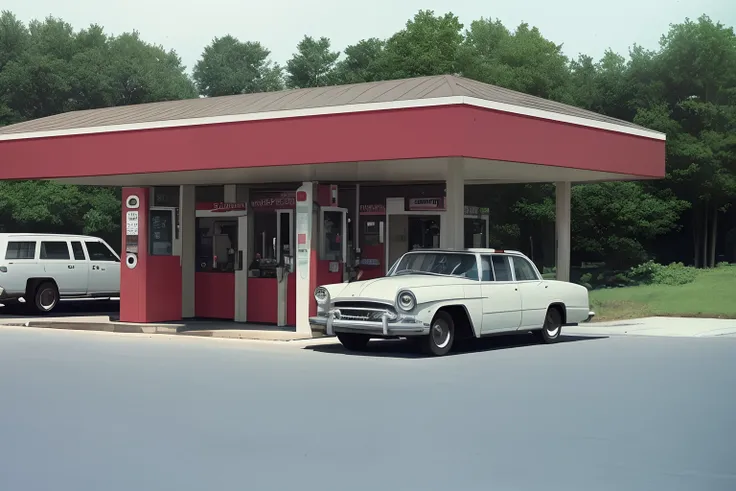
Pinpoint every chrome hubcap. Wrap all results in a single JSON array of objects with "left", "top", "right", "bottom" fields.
[
  {"left": 545, "top": 313, "right": 560, "bottom": 337},
  {"left": 39, "top": 289, "right": 56, "bottom": 310},
  {"left": 431, "top": 320, "right": 451, "bottom": 348}
]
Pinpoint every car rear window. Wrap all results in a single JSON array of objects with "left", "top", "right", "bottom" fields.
[
  {"left": 5, "top": 241, "right": 36, "bottom": 260},
  {"left": 40, "top": 241, "right": 71, "bottom": 260},
  {"left": 491, "top": 255, "right": 513, "bottom": 281}
]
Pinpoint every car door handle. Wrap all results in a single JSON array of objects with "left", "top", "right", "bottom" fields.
[{"left": 68, "top": 265, "right": 74, "bottom": 269}]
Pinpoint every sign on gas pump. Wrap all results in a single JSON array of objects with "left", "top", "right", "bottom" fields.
[
  {"left": 126, "top": 211, "right": 139, "bottom": 235},
  {"left": 295, "top": 188, "right": 311, "bottom": 279}
]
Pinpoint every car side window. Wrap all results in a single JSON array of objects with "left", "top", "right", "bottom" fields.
[
  {"left": 5, "top": 241, "right": 36, "bottom": 259},
  {"left": 512, "top": 256, "right": 540, "bottom": 281},
  {"left": 85, "top": 241, "right": 119, "bottom": 262},
  {"left": 480, "top": 256, "right": 494, "bottom": 281},
  {"left": 40, "top": 241, "right": 71, "bottom": 260},
  {"left": 71, "top": 241, "right": 87, "bottom": 261},
  {"left": 491, "top": 255, "right": 513, "bottom": 281}
]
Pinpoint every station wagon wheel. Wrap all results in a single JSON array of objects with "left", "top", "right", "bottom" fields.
[
  {"left": 536, "top": 307, "right": 563, "bottom": 344},
  {"left": 34, "top": 281, "right": 59, "bottom": 314},
  {"left": 422, "top": 310, "right": 455, "bottom": 356},
  {"left": 336, "top": 333, "right": 370, "bottom": 352}
]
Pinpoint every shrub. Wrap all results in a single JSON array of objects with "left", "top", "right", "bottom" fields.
[
  {"left": 627, "top": 260, "right": 697, "bottom": 286},
  {"left": 716, "top": 261, "right": 730, "bottom": 268},
  {"left": 579, "top": 272, "right": 593, "bottom": 290}
]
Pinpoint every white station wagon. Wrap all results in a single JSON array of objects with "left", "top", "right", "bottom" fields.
[
  {"left": 0, "top": 234, "right": 120, "bottom": 313},
  {"left": 310, "top": 248, "right": 594, "bottom": 356}
]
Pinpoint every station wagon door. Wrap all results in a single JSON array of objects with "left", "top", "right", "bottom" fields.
[
  {"left": 479, "top": 255, "right": 522, "bottom": 333},
  {"left": 511, "top": 256, "right": 549, "bottom": 329},
  {"left": 40, "top": 240, "right": 86, "bottom": 295},
  {"left": 84, "top": 240, "right": 120, "bottom": 295}
]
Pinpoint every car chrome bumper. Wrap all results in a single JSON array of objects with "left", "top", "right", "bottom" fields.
[{"left": 310, "top": 312, "right": 429, "bottom": 337}]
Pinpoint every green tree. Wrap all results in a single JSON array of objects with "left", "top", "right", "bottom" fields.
[
  {"left": 105, "top": 32, "right": 196, "bottom": 106},
  {"left": 376, "top": 10, "right": 463, "bottom": 79},
  {"left": 634, "top": 16, "right": 736, "bottom": 267},
  {"left": 333, "top": 38, "right": 386, "bottom": 84},
  {"left": 194, "top": 35, "right": 283, "bottom": 96},
  {"left": 285, "top": 36, "right": 339, "bottom": 88},
  {"left": 458, "top": 19, "right": 569, "bottom": 100}
]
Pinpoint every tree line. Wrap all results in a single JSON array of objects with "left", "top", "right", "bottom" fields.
[{"left": 0, "top": 10, "right": 734, "bottom": 269}]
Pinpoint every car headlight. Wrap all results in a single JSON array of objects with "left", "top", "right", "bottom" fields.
[
  {"left": 397, "top": 290, "right": 416, "bottom": 311},
  {"left": 314, "top": 287, "right": 329, "bottom": 304}
]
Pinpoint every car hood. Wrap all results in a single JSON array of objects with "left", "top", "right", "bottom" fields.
[{"left": 330, "top": 275, "right": 454, "bottom": 302}]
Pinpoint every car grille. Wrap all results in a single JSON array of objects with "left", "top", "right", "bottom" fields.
[{"left": 333, "top": 301, "right": 397, "bottom": 322}]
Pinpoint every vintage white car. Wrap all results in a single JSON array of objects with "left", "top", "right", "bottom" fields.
[{"left": 310, "top": 248, "right": 594, "bottom": 356}]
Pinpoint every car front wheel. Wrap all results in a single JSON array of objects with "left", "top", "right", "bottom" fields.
[
  {"left": 422, "top": 311, "right": 455, "bottom": 356},
  {"left": 336, "top": 333, "right": 370, "bottom": 351},
  {"left": 536, "top": 307, "right": 563, "bottom": 343}
]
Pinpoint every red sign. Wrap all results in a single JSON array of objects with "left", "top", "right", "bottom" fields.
[
  {"left": 296, "top": 191, "right": 307, "bottom": 202},
  {"left": 196, "top": 201, "right": 247, "bottom": 212},
  {"left": 407, "top": 197, "right": 445, "bottom": 211},
  {"left": 298, "top": 233, "right": 307, "bottom": 245},
  {"left": 359, "top": 204, "right": 386, "bottom": 214},
  {"left": 250, "top": 192, "right": 296, "bottom": 211}
]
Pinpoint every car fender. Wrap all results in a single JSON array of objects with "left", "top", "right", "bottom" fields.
[{"left": 413, "top": 300, "right": 481, "bottom": 337}]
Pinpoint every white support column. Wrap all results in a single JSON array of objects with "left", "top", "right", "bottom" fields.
[
  {"left": 555, "top": 181, "right": 572, "bottom": 282},
  {"left": 295, "top": 182, "right": 316, "bottom": 335},
  {"left": 235, "top": 187, "right": 249, "bottom": 322},
  {"left": 223, "top": 184, "right": 237, "bottom": 202},
  {"left": 442, "top": 158, "right": 465, "bottom": 250},
  {"left": 179, "top": 185, "right": 196, "bottom": 318}
]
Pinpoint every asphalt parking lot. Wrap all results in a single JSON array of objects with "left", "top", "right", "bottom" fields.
[
  {"left": 0, "top": 299, "right": 119, "bottom": 319},
  {"left": 1, "top": 326, "right": 734, "bottom": 491}
]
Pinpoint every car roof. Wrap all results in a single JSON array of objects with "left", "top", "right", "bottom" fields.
[
  {"left": 404, "top": 248, "right": 523, "bottom": 255},
  {"left": 0, "top": 233, "right": 102, "bottom": 240}
]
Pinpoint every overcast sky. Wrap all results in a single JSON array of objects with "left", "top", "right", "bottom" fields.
[{"left": 5, "top": 0, "right": 735, "bottom": 73}]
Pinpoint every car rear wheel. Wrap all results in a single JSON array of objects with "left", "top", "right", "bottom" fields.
[
  {"left": 536, "top": 307, "right": 563, "bottom": 343},
  {"left": 336, "top": 333, "right": 370, "bottom": 351},
  {"left": 422, "top": 311, "right": 455, "bottom": 356},
  {"left": 34, "top": 281, "right": 59, "bottom": 314}
]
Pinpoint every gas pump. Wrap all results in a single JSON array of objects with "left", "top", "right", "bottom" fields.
[
  {"left": 319, "top": 206, "right": 348, "bottom": 283},
  {"left": 345, "top": 246, "right": 362, "bottom": 282},
  {"left": 276, "top": 209, "right": 294, "bottom": 326}
]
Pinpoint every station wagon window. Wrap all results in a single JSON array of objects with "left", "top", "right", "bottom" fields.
[
  {"left": 491, "top": 255, "right": 513, "bottom": 281},
  {"left": 71, "top": 241, "right": 86, "bottom": 260},
  {"left": 391, "top": 252, "right": 479, "bottom": 280},
  {"left": 480, "top": 256, "right": 494, "bottom": 281},
  {"left": 85, "top": 241, "right": 119, "bottom": 262},
  {"left": 5, "top": 241, "right": 36, "bottom": 260},
  {"left": 40, "top": 241, "right": 70, "bottom": 260},
  {"left": 512, "top": 256, "right": 539, "bottom": 281}
]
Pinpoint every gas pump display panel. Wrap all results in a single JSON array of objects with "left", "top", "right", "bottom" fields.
[
  {"left": 149, "top": 209, "right": 174, "bottom": 255},
  {"left": 195, "top": 217, "right": 240, "bottom": 272},
  {"left": 464, "top": 217, "right": 488, "bottom": 248},
  {"left": 320, "top": 208, "right": 346, "bottom": 261}
]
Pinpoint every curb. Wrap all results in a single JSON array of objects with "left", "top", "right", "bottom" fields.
[{"left": 16, "top": 321, "right": 323, "bottom": 342}]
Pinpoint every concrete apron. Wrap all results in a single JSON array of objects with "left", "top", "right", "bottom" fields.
[
  {"left": 566, "top": 316, "right": 736, "bottom": 338},
  {"left": 0, "top": 318, "right": 322, "bottom": 342}
]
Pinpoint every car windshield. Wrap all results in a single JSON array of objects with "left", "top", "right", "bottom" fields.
[{"left": 390, "top": 252, "right": 479, "bottom": 280}]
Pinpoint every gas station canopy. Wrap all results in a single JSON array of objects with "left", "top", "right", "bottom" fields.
[{"left": 0, "top": 74, "right": 665, "bottom": 186}]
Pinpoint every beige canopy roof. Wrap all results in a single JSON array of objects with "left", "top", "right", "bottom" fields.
[{"left": 0, "top": 74, "right": 658, "bottom": 137}]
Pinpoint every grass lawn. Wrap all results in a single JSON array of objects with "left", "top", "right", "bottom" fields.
[{"left": 589, "top": 265, "right": 736, "bottom": 321}]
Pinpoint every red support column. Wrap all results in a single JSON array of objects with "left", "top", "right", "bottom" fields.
[{"left": 120, "top": 187, "right": 182, "bottom": 323}]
